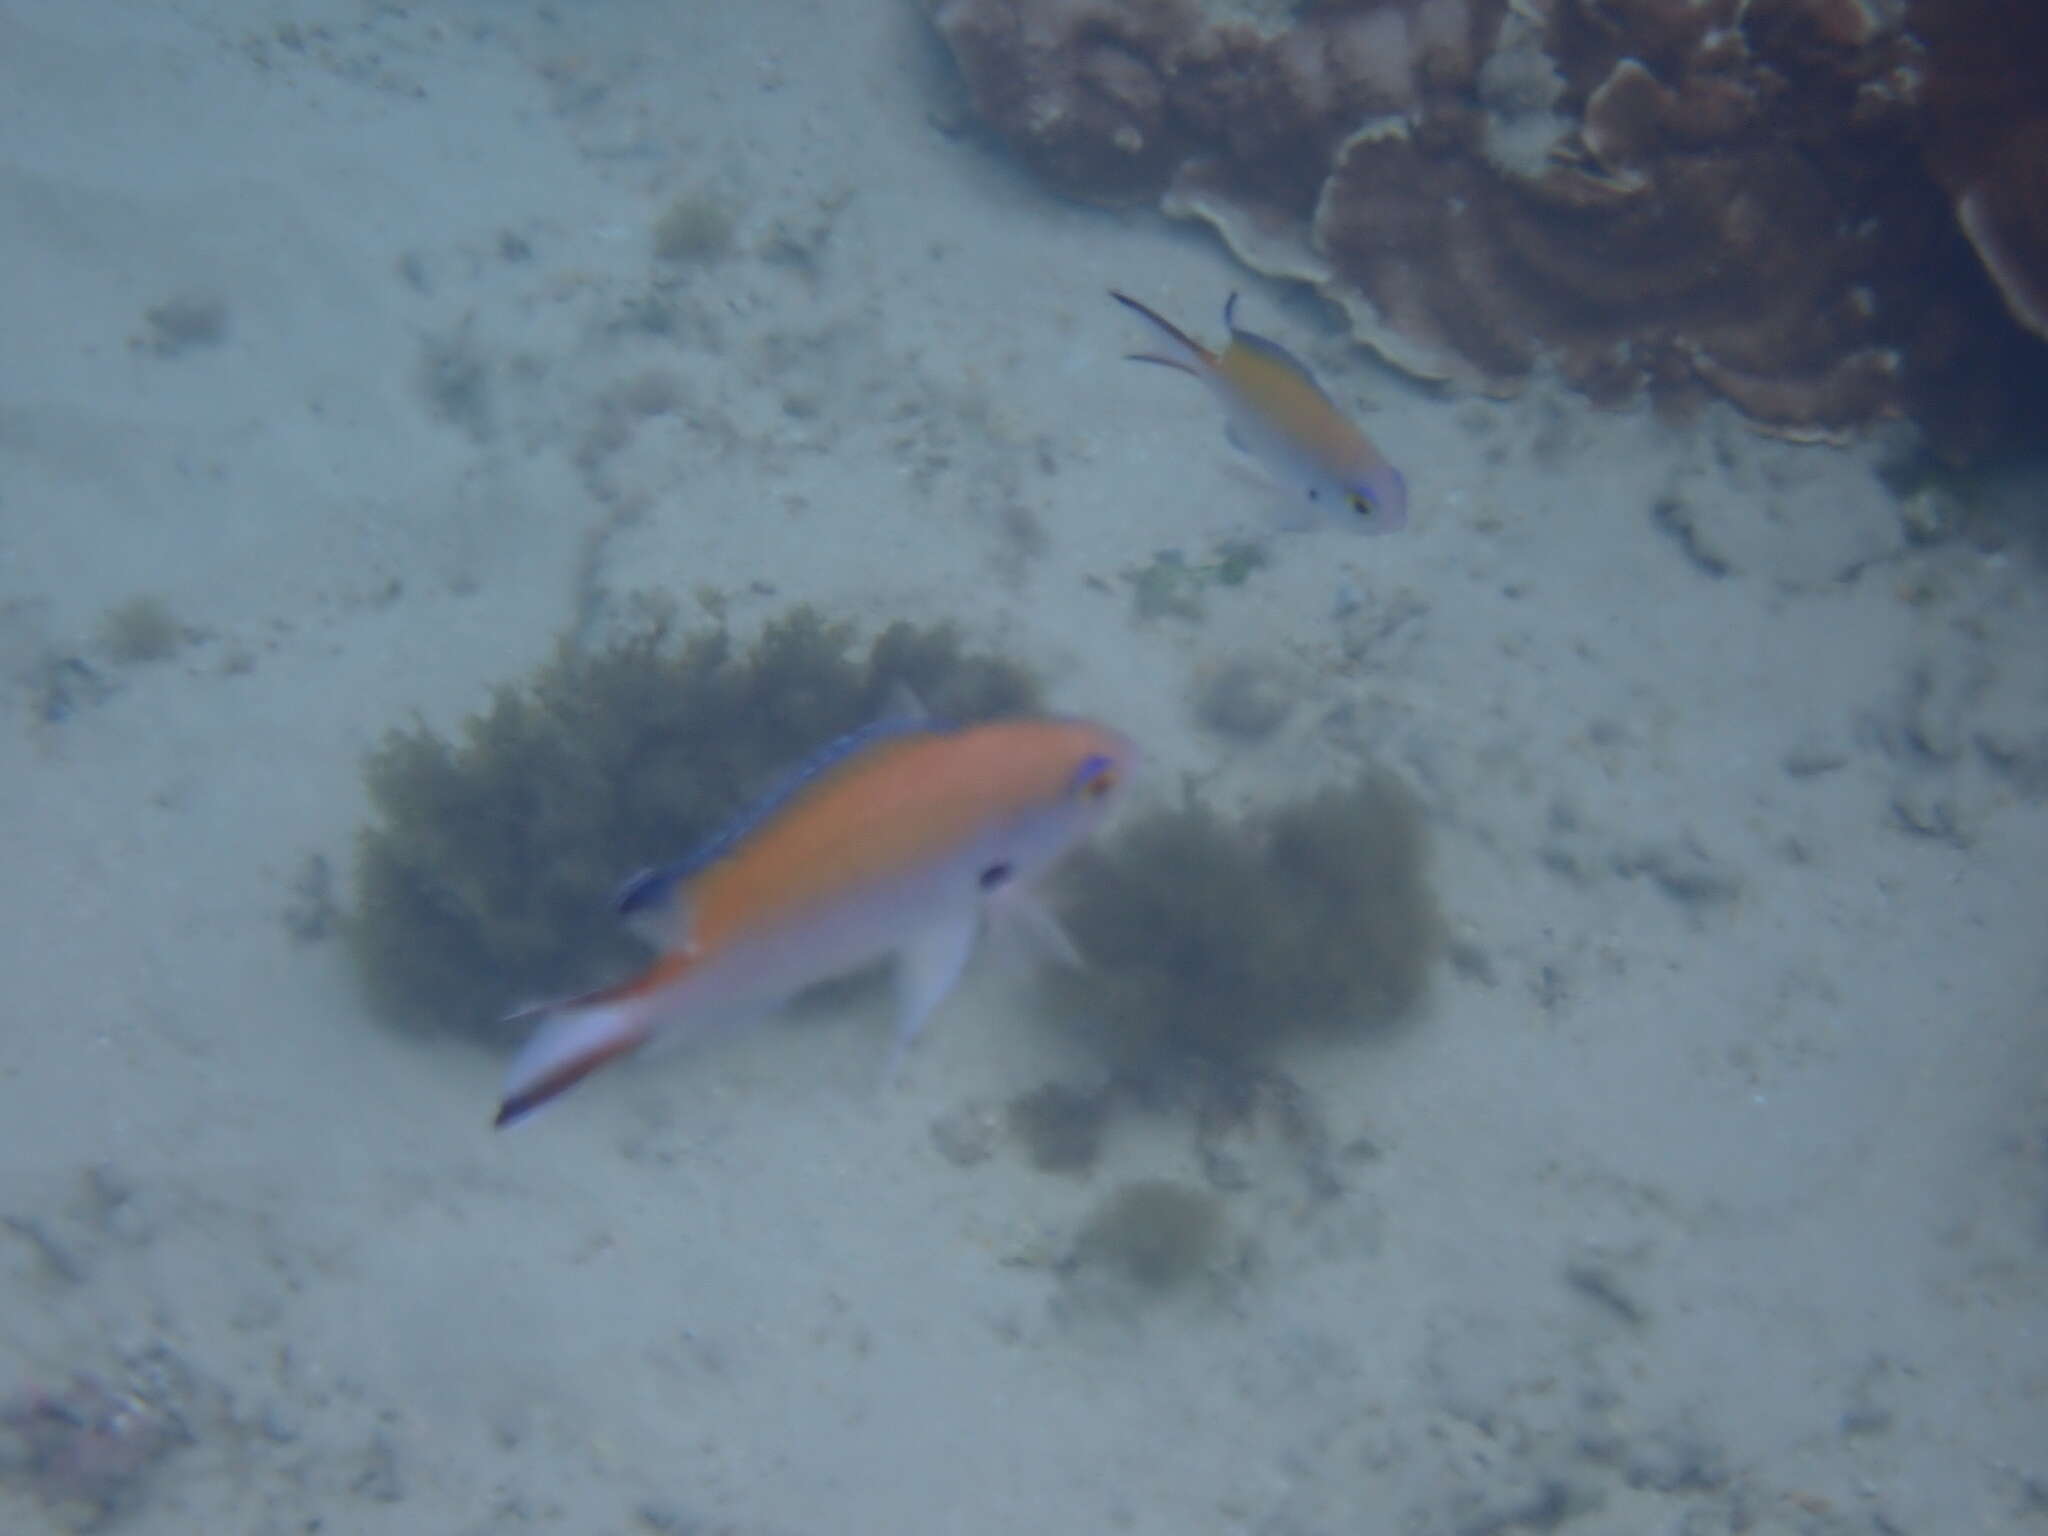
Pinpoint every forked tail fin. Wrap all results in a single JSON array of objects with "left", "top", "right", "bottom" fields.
[
  {"left": 493, "top": 955, "right": 687, "bottom": 1127},
  {"left": 1109, "top": 290, "right": 1213, "bottom": 376}
]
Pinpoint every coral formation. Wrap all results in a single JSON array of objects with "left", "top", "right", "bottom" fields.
[
  {"left": 347, "top": 605, "right": 1040, "bottom": 1045},
  {"left": 925, "top": 0, "right": 1202, "bottom": 204},
  {"left": 927, "top": 0, "right": 2048, "bottom": 457},
  {"left": 1044, "top": 767, "right": 1440, "bottom": 1074},
  {"left": 1912, "top": 0, "right": 2048, "bottom": 343}
]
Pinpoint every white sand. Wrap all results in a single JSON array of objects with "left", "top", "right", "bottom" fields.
[{"left": 3, "top": 1, "right": 2045, "bottom": 1531}]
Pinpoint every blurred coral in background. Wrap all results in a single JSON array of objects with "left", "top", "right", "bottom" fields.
[{"left": 927, "top": 0, "right": 2048, "bottom": 460}]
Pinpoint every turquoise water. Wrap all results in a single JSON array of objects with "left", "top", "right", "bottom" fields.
[{"left": 2, "top": 2, "right": 2044, "bottom": 1531}]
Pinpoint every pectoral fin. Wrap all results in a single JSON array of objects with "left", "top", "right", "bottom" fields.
[
  {"left": 996, "top": 889, "right": 1083, "bottom": 968},
  {"left": 880, "top": 910, "right": 981, "bottom": 1085}
]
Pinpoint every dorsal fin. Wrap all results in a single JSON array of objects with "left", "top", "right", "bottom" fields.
[
  {"left": 880, "top": 680, "right": 930, "bottom": 725},
  {"left": 614, "top": 865, "right": 696, "bottom": 952}
]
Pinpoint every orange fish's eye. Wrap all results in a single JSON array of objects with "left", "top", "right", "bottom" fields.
[{"left": 1070, "top": 753, "right": 1119, "bottom": 801}]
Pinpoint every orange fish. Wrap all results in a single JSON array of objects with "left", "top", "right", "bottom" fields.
[
  {"left": 495, "top": 705, "right": 1137, "bottom": 1126},
  {"left": 1112, "top": 290, "right": 1408, "bottom": 533}
]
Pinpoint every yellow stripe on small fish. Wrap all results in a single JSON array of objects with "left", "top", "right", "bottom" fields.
[{"left": 1111, "top": 290, "right": 1408, "bottom": 533}]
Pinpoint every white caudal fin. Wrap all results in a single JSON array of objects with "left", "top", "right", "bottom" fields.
[{"left": 494, "top": 995, "right": 654, "bottom": 1129}]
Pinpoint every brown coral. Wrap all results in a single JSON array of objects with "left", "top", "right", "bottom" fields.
[
  {"left": 1952, "top": 123, "right": 2048, "bottom": 341},
  {"left": 927, "top": 0, "right": 2048, "bottom": 458},
  {"left": 927, "top": 0, "right": 1204, "bottom": 202},
  {"left": 1913, "top": 0, "right": 2048, "bottom": 342}
]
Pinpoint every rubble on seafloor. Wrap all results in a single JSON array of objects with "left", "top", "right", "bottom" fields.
[{"left": 0, "top": 1361, "right": 193, "bottom": 1530}]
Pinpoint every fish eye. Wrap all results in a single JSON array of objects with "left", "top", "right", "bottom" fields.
[
  {"left": 1348, "top": 493, "right": 1375, "bottom": 518},
  {"left": 979, "top": 861, "right": 1014, "bottom": 891},
  {"left": 1069, "top": 753, "right": 1119, "bottom": 801}
]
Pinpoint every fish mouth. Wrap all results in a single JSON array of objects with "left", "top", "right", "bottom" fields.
[{"left": 1354, "top": 468, "right": 1410, "bottom": 534}]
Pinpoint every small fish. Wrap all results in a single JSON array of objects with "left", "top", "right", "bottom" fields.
[
  {"left": 494, "top": 705, "right": 1137, "bottom": 1127},
  {"left": 1111, "top": 289, "right": 1408, "bottom": 533}
]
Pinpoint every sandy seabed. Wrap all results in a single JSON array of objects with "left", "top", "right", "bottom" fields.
[{"left": 2, "top": 2, "right": 2045, "bottom": 1532}]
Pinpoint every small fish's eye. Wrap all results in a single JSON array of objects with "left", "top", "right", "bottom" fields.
[
  {"left": 1348, "top": 494, "right": 1374, "bottom": 518},
  {"left": 979, "top": 861, "right": 1014, "bottom": 891},
  {"left": 1307, "top": 487, "right": 1322, "bottom": 501}
]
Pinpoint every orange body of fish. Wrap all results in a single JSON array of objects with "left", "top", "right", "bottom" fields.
[{"left": 495, "top": 710, "right": 1136, "bottom": 1126}]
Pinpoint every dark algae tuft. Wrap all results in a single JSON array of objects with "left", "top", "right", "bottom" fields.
[
  {"left": 1120, "top": 539, "right": 1271, "bottom": 622},
  {"left": 347, "top": 605, "right": 1040, "bottom": 1044},
  {"left": 1046, "top": 767, "right": 1441, "bottom": 1073},
  {"left": 97, "top": 595, "right": 186, "bottom": 666},
  {"left": 652, "top": 190, "right": 736, "bottom": 265},
  {"left": 1190, "top": 654, "right": 1295, "bottom": 742},
  {"left": 1069, "top": 1179, "right": 1226, "bottom": 1293},
  {"left": 1006, "top": 1079, "right": 1115, "bottom": 1175}
]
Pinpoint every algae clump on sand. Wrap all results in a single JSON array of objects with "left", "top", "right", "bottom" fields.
[
  {"left": 98, "top": 594, "right": 187, "bottom": 665},
  {"left": 347, "top": 604, "right": 1039, "bottom": 1045},
  {"left": 1070, "top": 1179, "right": 1226, "bottom": 1293},
  {"left": 652, "top": 190, "right": 736, "bottom": 265},
  {"left": 1045, "top": 767, "right": 1442, "bottom": 1073}
]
